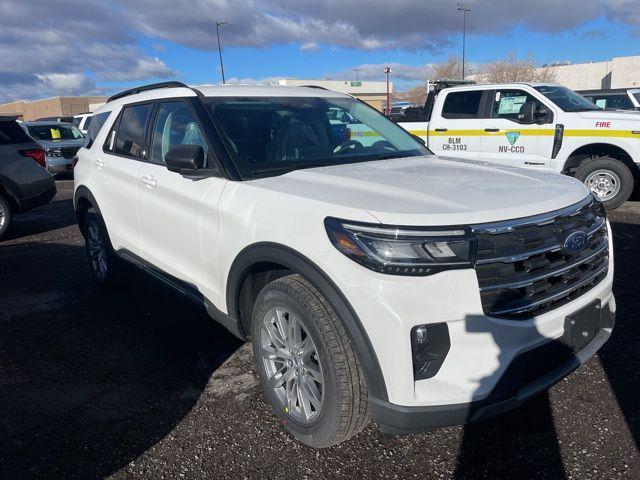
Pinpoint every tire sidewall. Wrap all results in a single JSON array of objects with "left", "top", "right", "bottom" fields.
[
  {"left": 83, "top": 211, "right": 117, "bottom": 286},
  {"left": 0, "top": 195, "right": 12, "bottom": 239},
  {"left": 575, "top": 157, "right": 634, "bottom": 209},
  {"left": 251, "top": 284, "right": 342, "bottom": 446}
]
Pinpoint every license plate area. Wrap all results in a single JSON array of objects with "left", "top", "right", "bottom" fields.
[{"left": 561, "top": 300, "right": 602, "bottom": 352}]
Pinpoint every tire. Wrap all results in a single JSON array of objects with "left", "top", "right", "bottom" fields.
[
  {"left": 574, "top": 156, "right": 635, "bottom": 210},
  {"left": 0, "top": 195, "right": 12, "bottom": 240},
  {"left": 83, "top": 210, "right": 122, "bottom": 288},
  {"left": 251, "top": 274, "right": 370, "bottom": 448}
]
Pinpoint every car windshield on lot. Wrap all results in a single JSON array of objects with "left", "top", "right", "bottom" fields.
[
  {"left": 207, "top": 96, "right": 429, "bottom": 178},
  {"left": 26, "top": 124, "right": 84, "bottom": 141},
  {"left": 534, "top": 85, "right": 601, "bottom": 112}
]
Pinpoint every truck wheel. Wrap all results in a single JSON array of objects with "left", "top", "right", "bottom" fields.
[
  {"left": 574, "top": 156, "right": 634, "bottom": 210},
  {"left": 83, "top": 210, "right": 122, "bottom": 288},
  {"left": 0, "top": 195, "right": 12, "bottom": 240},
  {"left": 251, "top": 274, "right": 370, "bottom": 448}
]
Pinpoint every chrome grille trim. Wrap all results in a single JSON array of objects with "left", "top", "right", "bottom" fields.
[
  {"left": 472, "top": 196, "right": 609, "bottom": 320},
  {"left": 479, "top": 240, "right": 608, "bottom": 292}
]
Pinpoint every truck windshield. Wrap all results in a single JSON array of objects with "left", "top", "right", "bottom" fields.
[
  {"left": 534, "top": 86, "right": 600, "bottom": 112},
  {"left": 207, "top": 96, "right": 429, "bottom": 178},
  {"left": 632, "top": 92, "right": 640, "bottom": 105}
]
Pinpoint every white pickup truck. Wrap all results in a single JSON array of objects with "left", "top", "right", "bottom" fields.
[{"left": 395, "top": 82, "right": 640, "bottom": 209}]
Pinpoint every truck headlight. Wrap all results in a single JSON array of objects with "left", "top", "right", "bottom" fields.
[{"left": 324, "top": 217, "right": 476, "bottom": 276}]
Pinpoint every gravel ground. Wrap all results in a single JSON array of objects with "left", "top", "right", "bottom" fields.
[{"left": 1, "top": 180, "right": 639, "bottom": 480}]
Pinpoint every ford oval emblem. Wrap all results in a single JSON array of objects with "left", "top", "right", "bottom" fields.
[{"left": 563, "top": 231, "right": 588, "bottom": 254}]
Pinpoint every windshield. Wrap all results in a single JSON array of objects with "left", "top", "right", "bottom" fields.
[
  {"left": 207, "top": 96, "right": 429, "bottom": 178},
  {"left": 632, "top": 92, "right": 640, "bottom": 105},
  {"left": 534, "top": 86, "right": 600, "bottom": 112},
  {"left": 27, "top": 124, "right": 84, "bottom": 141}
]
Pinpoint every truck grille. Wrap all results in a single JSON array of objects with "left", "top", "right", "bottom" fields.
[
  {"left": 472, "top": 196, "right": 609, "bottom": 320},
  {"left": 61, "top": 146, "right": 80, "bottom": 159}
]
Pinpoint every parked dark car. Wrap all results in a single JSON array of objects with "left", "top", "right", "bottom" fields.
[
  {"left": 0, "top": 116, "right": 57, "bottom": 239},
  {"left": 21, "top": 121, "right": 85, "bottom": 175}
]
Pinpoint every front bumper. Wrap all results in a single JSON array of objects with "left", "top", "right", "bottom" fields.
[{"left": 369, "top": 299, "right": 615, "bottom": 434}]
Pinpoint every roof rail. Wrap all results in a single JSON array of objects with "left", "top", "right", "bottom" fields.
[
  {"left": 106, "top": 81, "right": 203, "bottom": 103},
  {"left": 300, "top": 85, "right": 329, "bottom": 90}
]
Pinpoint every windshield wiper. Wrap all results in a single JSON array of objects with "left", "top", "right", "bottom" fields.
[{"left": 250, "top": 163, "right": 329, "bottom": 176}]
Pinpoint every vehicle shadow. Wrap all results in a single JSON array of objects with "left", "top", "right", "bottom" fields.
[
  {"left": 452, "top": 214, "right": 638, "bottom": 479},
  {"left": 0, "top": 242, "right": 243, "bottom": 480},
  {"left": 2, "top": 198, "right": 77, "bottom": 242},
  {"left": 597, "top": 216, "right": 640, "bottom": 452}
]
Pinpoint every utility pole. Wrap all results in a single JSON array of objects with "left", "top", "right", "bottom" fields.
[
  {"left": 457, "top": 3, "right": 471, "bottom": 80},
  {"left": 384, "top": 66, "right": 391, "bottom": 115},
  {"left": 216, "top": 21, "right": 227, "bottom": 84}
]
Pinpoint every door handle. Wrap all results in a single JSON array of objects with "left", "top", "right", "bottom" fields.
[
  {"left": 484, "top": 128, "right": 500, "bottom": 133},
  {"left": 141, "top": 175, "right": 157, "bottom": 188},
  {"left": 434, "top": 128, "right": 448, "bottom": 132},
  {"left": 94, "top": 158, "right": 104, "bottom": 169}
]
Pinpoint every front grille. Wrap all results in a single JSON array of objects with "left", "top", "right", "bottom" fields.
[
  {"left": 472, "top": 196, "right": 609, "bottom": 320},
  {"left": 61, "top": 146, "right": 80, "bottom": 159}
]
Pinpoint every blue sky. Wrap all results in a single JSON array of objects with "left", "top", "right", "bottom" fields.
[{"left": 1, "top": 0, "right": 640, "bottom": 100}]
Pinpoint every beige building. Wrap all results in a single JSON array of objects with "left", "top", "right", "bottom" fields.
[
  {"left": 277, "top": 79, "right": 392, "bottom": 111},
  {"left": 0, "top": 96, "right": 107, "bottom": 121},
  {"left": 545, "top": 55, "right": 640, "bottom": 90}
]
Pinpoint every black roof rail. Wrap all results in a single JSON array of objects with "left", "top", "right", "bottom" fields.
[
  {"left": 106, "top": 81, "right": 203, "bottom": 103},
  {"left": 300, "top": 85, "right": 329, "bottom": 90}
]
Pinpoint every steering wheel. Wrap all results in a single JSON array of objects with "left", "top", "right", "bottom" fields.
[
  {"left": 333, "top": 140, "right": 363, "bottom": 155},
  {"left": 371, "top": 140, "right": 396, "bottom": 151}
]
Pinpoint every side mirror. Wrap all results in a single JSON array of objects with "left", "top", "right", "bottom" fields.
[
  {"left": 165, "top": 145, "right": 204, "bottom": 173},
  {"left": 536, "top": 109, "right": 554, "bottom": 125}
]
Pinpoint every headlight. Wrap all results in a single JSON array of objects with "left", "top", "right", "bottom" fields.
[{"left": 324, "top": 217, "right": 476, "bottom": 276}]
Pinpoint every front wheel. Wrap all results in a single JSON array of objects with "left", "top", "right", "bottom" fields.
[
  {"left": 251, "top": 274, "right": 370, "bottom": 448},
  {"left": 574, "top": 156, "right": 635, "bottom": 210}
]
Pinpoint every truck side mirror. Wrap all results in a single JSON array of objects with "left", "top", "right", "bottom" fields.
[{"left": 536, "top": 108, "right": 554, "bottom": 125}]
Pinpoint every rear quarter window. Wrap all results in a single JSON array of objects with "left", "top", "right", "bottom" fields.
[
  {"left": 0, "top": 120, "right": 32, "bottom": 145},
  {"left": 85, "top": 112, "right": 110, "bottom": 149}
]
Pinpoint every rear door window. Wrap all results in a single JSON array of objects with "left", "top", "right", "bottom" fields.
[
  {"left": 0, "top": 120, "right": 32, "bottom": 145},
  {"left": 111, "top": 104, "right": 153, "bottom": 159},
  {"left": 441, "top": 91, "right": 483, "bottom": 119}
]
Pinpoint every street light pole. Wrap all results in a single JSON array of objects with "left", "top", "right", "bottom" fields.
[
  {"left": 457, "top": 4, "right": 471, "bottom": 80},
  {"left": 354, "top": 68, "right": 359, "bottom": 82},
  {"left": 216, "top": 21, "right": 227, "bottom": 84},
  {"left": 384, "top": 66, "right": 391, "bottom": 115}
]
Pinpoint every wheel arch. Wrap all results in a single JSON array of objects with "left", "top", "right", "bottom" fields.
[
  {"left": 563, "top": 142, "right": 640, "bottom": 180},
  {"left": 73, "top": 185, "right": 107, "bottom": 236},
  {"left": 226, "top": 242, "right": 389, "bottom": 401}
]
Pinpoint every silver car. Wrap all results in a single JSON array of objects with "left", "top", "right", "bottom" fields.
[{"left": 21, "top": 121, "right": 85, "bottom": 175}]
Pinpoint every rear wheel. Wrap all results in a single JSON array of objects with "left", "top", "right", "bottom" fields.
[
  {"left": 0, "top": 195, "right": 12, "bottom": 240},
  {"left": 251, "top": 274, "right": 370, "bottom": 448},
  {"left": 83, "top": 211, "right": 122, "bottom": 287},
  {"left": 574, "top": 156, "right": 634, "bottom": 210}
]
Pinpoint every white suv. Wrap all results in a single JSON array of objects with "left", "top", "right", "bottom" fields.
[{"left": 74, "top": 82, "right": 616, "bottom": 447}]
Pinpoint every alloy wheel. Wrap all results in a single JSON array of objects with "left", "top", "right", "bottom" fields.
[
  {"left": 260, "top": 306, "right": 324, "bottom": 424},
  {"left": 87, "top": 221, "right": 108, "bottom": 280}
]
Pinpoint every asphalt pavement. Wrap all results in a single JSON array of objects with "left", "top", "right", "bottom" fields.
[{"left": 1, "top": 179, "right": 639, "bottom": 480}]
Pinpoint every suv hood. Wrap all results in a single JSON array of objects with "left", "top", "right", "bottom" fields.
[
  {"left": 576, "top": 110, "right": 640, "bottom": 122},
  {"left": 252, "top": 156, "right": 590, "bottom": 226}
]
